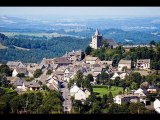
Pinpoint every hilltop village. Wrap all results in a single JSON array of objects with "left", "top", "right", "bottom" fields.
[{"left": 0, "top": 29, "right": 160, "bottom": 114}]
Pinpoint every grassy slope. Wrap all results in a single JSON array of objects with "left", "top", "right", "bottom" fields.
[
  {"left": 13, "top": 45, "right": 30, "bottom": 51},
  {"left": 0, "top": 43, "right": 7, "bottom": 49},
  {"left": 93, "top": 86, "right": 123, "bottom": 97},
  {"left": 1, "top": 32, "right": 81, "bottom": 38}
]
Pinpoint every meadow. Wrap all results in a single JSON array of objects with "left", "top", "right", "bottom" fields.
[{"left": 93, "top": 86, "right": 123, "bottom": 97}]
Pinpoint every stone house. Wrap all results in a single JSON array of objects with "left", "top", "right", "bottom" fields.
[
  {"left": 85, "top": 56, "right": 100, "bottom": 64},
  {"left": 7, "top": 61, "right": 25, "bottom": 69},
  {"left": 114, "top": 94, "right": 140, "bottom": 105},
  {"left": 136, "top": 59, "right": 150, "bottom": 70},
  {"left": 118, "top": 60, "right": 131, "bottom": 71},
  {"left": 12, "top": 67, "right": 27, "bottom": 77}
]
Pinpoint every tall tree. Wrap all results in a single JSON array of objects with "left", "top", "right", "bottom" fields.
[
  {"left": 85, "top": 46, "right": 92, "bottom": 55},
  {"left": 0, "top": 64, "right": 12, "bottom": 76},
  {"left": 33, "top": 69, "right": 42, "bottom": 78}
]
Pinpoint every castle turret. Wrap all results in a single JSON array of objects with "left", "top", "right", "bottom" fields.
[{"left": 90, "top": 29, "right": 103, "bottom": 49}]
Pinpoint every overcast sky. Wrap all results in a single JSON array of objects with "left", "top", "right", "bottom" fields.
[{"left": 0, "top": 7, "right": 160, "bottom": 18}]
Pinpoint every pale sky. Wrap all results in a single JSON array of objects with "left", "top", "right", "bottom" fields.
[{"left": 0, "top": 7, "right": 160, "bottom": 18}]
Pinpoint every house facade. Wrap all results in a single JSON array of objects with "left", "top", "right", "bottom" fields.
[
  {"left": 136, "top": 59, "right": 150, "bottom": 70},
  {"left": 70, "top": 83, "right": 91, "bottom": 101},
  {"left": 114, "top": 94, "right": 140, "bottom": 105},
  {"left": 85, "top": 56, "right": 100, "bottom": 64},
  {"left": 118, "top": 60, "right": 131, "bottom": 71},
  {"left": 12, "top": 67, "right": 27, "bottom": 77},
  {"left": 75, "top": 89, "right": 87, "bottom": 100}
]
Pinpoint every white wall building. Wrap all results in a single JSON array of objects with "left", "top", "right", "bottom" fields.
[
  {"left": 136, "top": 59, "right": 150, "bottom": 70},
  {"left": 70, "top": 83, "right": 91, "bottom": 101},
  {"left": 70, "top": 83, "right": 80, "bottom": 96},
  {"left": 90, "top": 29, "right": 103, "bottom": 49},
  {"left": 114, "top": 94, "right": 140, "bottom": 105},
  {"left": 154, "top": 99, "right": 160, "bottom": 114},
  {"left": 75, "top": 89, "right": 87, "bottom": 100}
]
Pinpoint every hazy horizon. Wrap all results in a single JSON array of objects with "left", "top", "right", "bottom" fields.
[{"left": 1, "top": 7, "right": 160, "bottom": 20}]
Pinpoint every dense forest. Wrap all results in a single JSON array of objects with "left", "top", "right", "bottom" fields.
[{"left": 0, "top": 33, "right": 90, "bottom": 63}]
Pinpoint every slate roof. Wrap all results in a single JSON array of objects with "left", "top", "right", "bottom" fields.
[
  {"left": 53, "top": 57, "right": 72, "bottom": 64},
  {"left": 85, "top": 56, "right": 99, "bottom": 61},
  {"left": 7, "top": 61, "right": 24, "bottom": 67},
  {"left": 15, "top": 67, "right": 27, "bottom": 73},
  {"left": 93, "top": 67, "right": 102, "bottom": 72},
  {"left": 148, "top": 85, "right": 159, "bottom": 90},
  {"left": 99, "top": 61, "right": 113, "bottom": 65},
  {"left": 119, "top": 60, "right": 131, "bottom": 64},
  {"left": 93, "top": 64, "right": 101, "bottom": 68},
  {"left": 137, "top": 59, "right": 150, "bottom": 64},
  {"left": 105, "top": 39, "right": 118, "bottom": 46},
  {"left": 28, "top": 81, "right": 40, "bottom": 88},
  {"left": 55, "top": 71, "right": 64, "bottom": 75},
  {"left": 13, "top": 78, "right": 26, "bottom": 86}
]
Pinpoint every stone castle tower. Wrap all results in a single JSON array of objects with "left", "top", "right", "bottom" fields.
[{"left": 90, "top": 29, "right": 103, "bottom": 49}]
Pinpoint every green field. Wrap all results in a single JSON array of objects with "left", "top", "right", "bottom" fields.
[{"left": 93, "top": 86, "right": 123, "bottom": 97}]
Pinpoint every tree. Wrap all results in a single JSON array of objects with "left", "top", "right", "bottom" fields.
[
  {"left": 72, "top": 100, "right": 82, "bottom": 113},
  {"left": 33, "top": 69, "right": 42, "bottom": 78},
  {"left": 75, "top": 70, "right": 84, "bottom": 87},
  {"left": 91, "top": 101, "right": 101, "bottom": 113},
  {"left": 108, "top": 92, "right": 113, "bottom": 104},
  {"left": 85, "top": 74, "right": 94, "bottom": 82},
  {"left": 0, "top": 64, "right": 12, "bottom": 76},
  {"left": 100, "top": 71, "right": 109, "bottom": 84},
  {"left": 129, "top": 72, "right": 142, "bottom": 86},
  {"left": 101, "top": 94, "right": 108, "bottom": 105},
  {"left": 102, "top": 40, "right": 109, "bottom": 48},
  {"left": 150, "top": 40, "right": 156, "bottom": 46},
  {"left": 0, "top": 88, "right": 17, "bottom": 113},
  {"left": 114, "top": 77, "right": 120, "bottom": 86},
  {"left": 17, "top": 73, "right": 25, "bottom": 78},
  {"left": 108, "top": 103, "right": 122, "bottom": 114},
  {"left": 0, "top": 74, "right": 10, "bottom": 88},
  {"left": 82, "top": 79, "right": 93, "bottom": 93},
  {"left": 112, "top": 54, "right": 122, "bottom": 67},
  {"left": 85, "top": 46, "right": 92, "bottom": 55},
  {"left": 25, "top": 77, "right": 34, "bottom": 81},
  {"left": 128, "top": 103, "right": 150, "bottom": 114},
  {"left": 100, "top": 71, "right": 109, "bottom": 80},
  {"left": 130, "top": 82, "right": 138, "bottom": 90},
  {"left": 46, "top": 70, "right": 52, "bottom": 75}
]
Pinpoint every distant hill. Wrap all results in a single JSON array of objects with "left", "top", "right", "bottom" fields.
[
  {"left": 1, "top": 15, "right": 160, "bottom": 62},
  {"left": 0, "top": 33, "right": 90, "bottom": 63}
]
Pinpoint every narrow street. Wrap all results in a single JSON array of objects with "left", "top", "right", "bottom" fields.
[{"left": 61, "top": 81, "right": 72, "bottom": 113}]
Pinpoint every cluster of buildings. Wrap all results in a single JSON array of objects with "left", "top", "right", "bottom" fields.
[
  {"left": 4, "top": 29, "right": 154, "bottom": 102},
  {"left": 1, "top": 28, "right": 159, "bottom": 113},
  {"left": 113, "top": 85, "right": 160, "bottom": 113}
]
